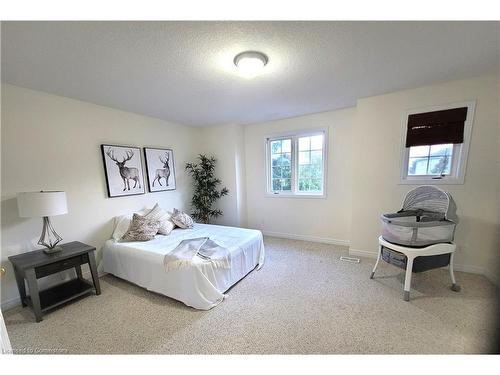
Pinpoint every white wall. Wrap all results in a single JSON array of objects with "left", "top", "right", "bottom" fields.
[
  {"left": 243, "top": 108, "right": 355, "bottom": 244},
  {"left": 497, "top": 64, "right": 500, "bottom": 283},
  {"left": 2, "top": 74, "right": 499, "bottom": 310},
  {"left": 1, "top": 84, "right": 198, "bottom": 308},
  {"left": 197, "top": 123, "right": 247, "bottom": 227},
  {"left": 350, "top": 75, "right": 500, "bottom": 283},
  {"left": 225, "top": 74, "right": 499, "bottom": 283}
]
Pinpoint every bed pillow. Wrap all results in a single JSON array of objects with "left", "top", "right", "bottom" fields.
[
  {"left": 121, "top": 214, "right": 161, "bottom": 242},
  {"left": 143, "top": 203, "right": 175, "bottom": 235},
  {"left": 111, "top": 209, "right": 149, "bottom": 241},
  {"left": 171, "top": 208, "right": 194, "bottom": 229}
]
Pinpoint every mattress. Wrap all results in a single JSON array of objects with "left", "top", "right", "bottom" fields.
[{"left": 101, "top": 223, "right": 265, "bottom": 310}]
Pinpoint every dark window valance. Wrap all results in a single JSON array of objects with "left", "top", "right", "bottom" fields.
[{"left": 406, "top": 107, "right": 468, "bottom": 147}]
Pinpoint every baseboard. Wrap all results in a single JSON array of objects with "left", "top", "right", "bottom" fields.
[
  {"left": 262, "top": 231, "right": 350, "bottom": 247},
  {"left": 349, "top": 248, "right": 378, "bottom": 259},
  {"left": 483, "top": 269, "right": 500, "bottom": 289},
  {"left": 1, "top": 270, "right": 107, "bottom": 312},
  {"left": 349, "top": 248, "right": 500, "bottom": 288},
  {"left": 453, "top": 263, "right": 485, "bottom": 275},
  {"left": 82, "top": 269, "right": 107, "bottom": 281},
  {"left": 1, "top": 296, "right": 22, "bottom": 312},
  {"left": 454, "top": 264, "right": 500, "bottom": 288}
]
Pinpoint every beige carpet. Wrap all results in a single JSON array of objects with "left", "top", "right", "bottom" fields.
[{"left": 4, "top": 236, "right": 499, "bottom": 354}]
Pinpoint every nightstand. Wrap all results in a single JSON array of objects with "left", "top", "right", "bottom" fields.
[{"left": 8, "top": 241, "right": 101, "bottom": 322}]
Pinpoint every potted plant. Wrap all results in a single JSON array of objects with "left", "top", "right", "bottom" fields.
[{"left": 185, "top": 154, "right": 229, "bottom": 224}]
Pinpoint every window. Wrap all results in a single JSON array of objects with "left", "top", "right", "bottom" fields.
[
  {"left": 298, "top": 135, "right": 324, "bottom": 193},
  {"left": 266, "top": 130, "right": 327, "bottom": 197},
  {"left": 269, "top": 138, "right": 292, "bottom": 192},
  {"left": 401, "top": 101, "right": 475, "bottom": 184},
  {"left": 408, "top": 144, "right": 454, "bottom": 176}
]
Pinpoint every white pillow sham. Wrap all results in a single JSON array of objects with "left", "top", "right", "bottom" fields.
[{"left": 143, "top": 203, "right": 175, "bottom": 235}]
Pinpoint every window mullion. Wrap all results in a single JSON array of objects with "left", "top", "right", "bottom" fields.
[
  {"left": 451, "top": 144, "right": 460, "bottom": 177},
  {"left": 426, "top": 146, "right": 431, "bottom": 175},
  {"left": 267, "top": 139, "right": 271, "bottom": 193},
  {"left": 292, "top": 136, "right": 297, "bottom": 194},
  {"left": 270, "top": 140, "right": 275, "bottom": 193}
]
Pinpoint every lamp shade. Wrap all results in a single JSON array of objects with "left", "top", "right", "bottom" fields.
[{"left": 17, "top": 191, "right": 68, "bottom": 218}]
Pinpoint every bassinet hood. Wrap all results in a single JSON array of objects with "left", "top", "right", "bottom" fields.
[{"left": 401, "top": 185, "right": 457, "bottom": 222}]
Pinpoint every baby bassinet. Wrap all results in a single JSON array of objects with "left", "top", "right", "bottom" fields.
[
  {"left": 374, "top": 186, "right": 460, "bottom": 298},
  {"left": 380, "top": 186, "right": 458, "bottom": 273},
  {"left": 381, "top": 185, "right": 457, "bottom": 247}
]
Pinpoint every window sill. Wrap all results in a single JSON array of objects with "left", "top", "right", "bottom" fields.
[
  {"left": 399, "top": 176, "right": 465, "bottom": 185},
  {"left": 265, "top": 193, "right": 327, "bottom": 199}
]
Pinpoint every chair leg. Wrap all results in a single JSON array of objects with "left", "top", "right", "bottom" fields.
[
  {"left": 370, "top": 245, "right": 382, "bottom": 279},
  {"left": 403, "top": 257, "right": 414, "bottom": 301},
  {"left": 449, "top": 252, "right": 461, "bottom": 292}
]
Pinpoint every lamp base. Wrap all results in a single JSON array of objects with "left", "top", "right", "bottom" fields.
[
  {"left": 38, "top": 216, "right": 63, "bottom": 251},
  {"left": 43, "top": 246, "right": 63, "bottom": 254}
]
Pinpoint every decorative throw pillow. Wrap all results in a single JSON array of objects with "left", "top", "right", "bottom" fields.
[
  {"left": 121, "top": 214, "right": 161, "bottom": 242},
  {"left": 111, "top": 209, "right": 149, "bottom": 241},
  {"left": 171, "top": 208, "right": 194, "bottom": 229},
  {"left": 144, "top": 203, "right": 175, "bottom": 235}
]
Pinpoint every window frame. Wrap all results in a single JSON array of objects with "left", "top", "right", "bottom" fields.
[
  {"left": 399, "top": 101, "right": 476, "bottom": 185},
  {"left": 265, "top": 128, "right": 328, "bottom": 198}
]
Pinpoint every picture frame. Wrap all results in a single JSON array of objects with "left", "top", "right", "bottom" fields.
[
  {"left": 143, "top": 147, "right": 176, "bottom": 192},
  {"left": 101, "top": 144, "right": 146, "bottom": 197}
]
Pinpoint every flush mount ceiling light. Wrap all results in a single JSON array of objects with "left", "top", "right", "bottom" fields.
[{"left": 233, "top": 51, "right": 268, "bottom": 78}]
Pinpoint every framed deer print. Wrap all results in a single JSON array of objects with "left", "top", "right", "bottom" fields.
[
  {"left": 143, "top": 147, "right": 176, "bottom": 192},
  {"left": 101, "top": 144, "right": 146, "bottom": 197}
]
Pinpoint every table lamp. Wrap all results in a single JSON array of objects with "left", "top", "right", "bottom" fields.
[{"left": 17, "top": 191, "right": 68, "bottom": 254}]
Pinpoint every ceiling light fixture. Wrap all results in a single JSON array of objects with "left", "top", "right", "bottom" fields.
[{"left": 233, "top": 51, "right": 268, "bottom": 78}]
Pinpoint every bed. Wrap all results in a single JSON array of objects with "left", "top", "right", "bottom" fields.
[{"left": 101, "top": 223, "right": 265, "bottom": 310}]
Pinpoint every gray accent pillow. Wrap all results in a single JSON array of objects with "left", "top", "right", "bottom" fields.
[
  {"left": 121, "top": 214, "right": 160, "bottom": 242},
  {"left": 171, "top": 208, "right": 194, "bottom": 229}
]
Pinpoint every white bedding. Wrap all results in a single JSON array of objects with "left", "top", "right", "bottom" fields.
[{"left": 101, "top": 223, "right": 265, "bottom": 310}]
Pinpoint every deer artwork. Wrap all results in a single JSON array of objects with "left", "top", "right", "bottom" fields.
[
  {"left": 105, "top": 148, "right": 142, "bottom": 191},
  {"left": 153, "top": 152, "right": 171, "bottom": 187}
]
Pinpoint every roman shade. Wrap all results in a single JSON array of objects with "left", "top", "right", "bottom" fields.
[{"left": 405, "top": 107, "right": 468, "bottom": 147}]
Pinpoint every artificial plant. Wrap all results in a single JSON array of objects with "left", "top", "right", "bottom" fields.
[{"left": 185, "top": 154, "right": 229, "bottom": 224}]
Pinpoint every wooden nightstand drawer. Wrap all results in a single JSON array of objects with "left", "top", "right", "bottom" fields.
[{"left": 35, "top": 255, "right": 86, "bottom": 278}]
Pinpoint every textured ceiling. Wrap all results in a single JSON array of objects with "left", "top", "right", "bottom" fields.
[{"left": 1, "top": 21, "right": 498, "bottom": 127}]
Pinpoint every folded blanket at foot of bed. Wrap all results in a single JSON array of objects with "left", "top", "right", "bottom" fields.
[{"left": 163, "top": 237, "right": 230, "bottom": 271}]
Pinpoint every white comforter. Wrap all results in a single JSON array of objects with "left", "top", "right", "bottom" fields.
[{"left": 101, "top": 223, "right": 265, "bottom": 310}]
